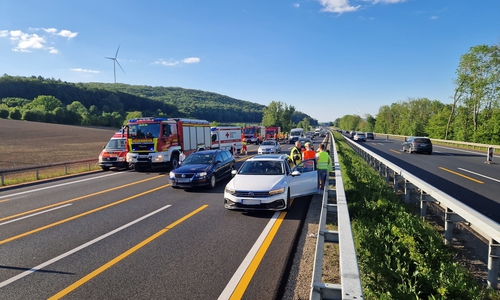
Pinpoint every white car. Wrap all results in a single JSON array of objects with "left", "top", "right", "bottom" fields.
[
  {"left": 257, "top": 140, "right": 281, "bottom": 154},
  {"left": 224, "top": 154, "right": 318, "bottom": 211}
]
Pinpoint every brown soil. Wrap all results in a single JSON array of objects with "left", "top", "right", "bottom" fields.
[{"left": 0, "top": 118, "right": 118, "bottom": 169}]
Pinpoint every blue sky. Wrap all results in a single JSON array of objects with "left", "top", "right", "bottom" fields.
[{"left": 1, "top": 1, "right": 499, "bottom": 123}]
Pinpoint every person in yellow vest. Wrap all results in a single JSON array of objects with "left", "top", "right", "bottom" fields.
[
  {"left": 316, "top": 143, "right": 332, "bottom": 194},
  {"left": 241, "top": 139, "right": 248, "bottom": 155},
  {"left": 290, "top": 141, "right": 302, "bottom": 166}
]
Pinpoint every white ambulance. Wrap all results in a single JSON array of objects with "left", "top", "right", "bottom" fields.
[{"left": 211, "top": 127, "right": 242, "bottom": 155}]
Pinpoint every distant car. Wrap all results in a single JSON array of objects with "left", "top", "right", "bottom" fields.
[
  {"left": 224, "top": 154, "right": 318, "bottom": 211},
  {"left": 365, "top": 132, "right": 374, "bottom": 140},
  {"left": 402, "top": 136, "right": 433, "bottom": 154},
  {"left": 298, "top": 137, "right": 313, "bottom": 149},
  {"left": 349, "top": 132, "right": 355, "bottom": 139},
  {"left": 258, "top": 139, "right": 281, "bottom": 154},
  {"left": 353, "top": 132, "right": 366, "bottom": 142},
  {"left": 169, "top": 149, "right": 235, "bottom": 189}
]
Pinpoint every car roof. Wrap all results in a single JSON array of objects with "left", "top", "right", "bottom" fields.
[
  {"left": 247, "top": 154, "right": 289, "bottom": 161},
  {"left": 192, "top": 149, "right": 225, "bottom": 155}
]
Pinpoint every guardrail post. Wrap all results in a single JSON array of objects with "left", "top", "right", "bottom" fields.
[
  {"left": 65, "top": 165, "right": 69, "bottom": 175},
  {"left": 36, "top": 170, "right": 40, "bottom": 180},
  {"left": 420, "top": 193, "right": 435, "bottom": 218},
  {"left": 444, "top": 208, "right": 465, "bottom": 245},
  {"left": 488, "top": 240, "right": 500, "bottom": 289},
  {"left": 404, "top": 181, "right": 415, "bottom": 203},
  {"left": 1, "top": 174, "right": 4, "bottom": 186},
  {"left": 393, "top": 173, "right": 401, "bottom": 193}
]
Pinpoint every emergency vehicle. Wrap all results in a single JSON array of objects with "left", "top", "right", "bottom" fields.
[
  {"left": 211, "top": 126, "right": 242, "bottom": 155},
  {"left": 98, "top": 130, "right": 130, "bottom": 171},
  {"left": 124, "top": 117, "right": 211, "bottom": 171},
  {"left": 243, "top": 125, "right": 265, "bottom": 144},
  {"left": 265, "top": 126, "right": 281, "bottom": 140}
]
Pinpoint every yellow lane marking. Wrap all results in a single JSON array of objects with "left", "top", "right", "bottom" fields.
[
  {"left": 229, "top": 199, "right": 292, "bottom": 299},
  {"left": 48, "top": 205, "right": 208, "bottom": 300},
  {"left": 0, "top": 175, "right": 165, "bottom": 223},
  {"left": 0, "top": 199, "right": 9, "bottom": 203},
  {"left": 439, "top": 167, "right": 484, "bottom": 184},
  {"left": 390, "top": 149, "right": 402, "bottom": 154},
  {"left": 0, "top": 183, "right": 170, "bottom": 246}
]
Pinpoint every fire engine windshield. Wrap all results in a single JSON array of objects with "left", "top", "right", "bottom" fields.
[
  {"left": 105, "top": 138, "right": 127, "bottom": 150},
  {"left": 128, "top": 124, "right": 160, "bottom": 138},
  {"left": 243, "top": 128, "right": 255, "bottom": 134}
]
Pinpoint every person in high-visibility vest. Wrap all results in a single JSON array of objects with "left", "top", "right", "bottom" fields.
[
  {"left": 290, "top": 141, "right": 302, "bottom": 166},
  {"left": 302, "top": 142, "right": 315, "bottom": 160},
  {"left": 241, "top": 139, "right": 248, "bottom": 155},
  {"left": 316, "top": 143, "right": 332, "bottom": 193}
]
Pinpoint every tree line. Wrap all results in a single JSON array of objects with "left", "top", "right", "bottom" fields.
[
  {"left": 0, "top": 75, "right": 317, "bottom": 129},
  {"left": 335, "top": 43, "right": 500, "bottom": 145}
]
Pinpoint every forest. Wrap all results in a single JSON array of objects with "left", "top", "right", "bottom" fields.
[
  {"left": 335, "top": 44, "right": 500, "bottom": 145},
  {"left": 0, "top": 75, "right": 317, "bottom": 129}
]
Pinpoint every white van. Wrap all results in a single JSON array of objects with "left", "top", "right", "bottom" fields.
[{"left": 288, "top": 128, "right": 304, "bottom": 144}]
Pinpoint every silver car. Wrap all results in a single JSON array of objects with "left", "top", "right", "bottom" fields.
[{"left": 258, "top": 140, "right": 281, "bottom": 154}]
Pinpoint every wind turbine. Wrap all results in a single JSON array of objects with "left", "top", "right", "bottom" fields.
[{"left": 105, "top": 45, "right": 125, "bottom": 83}]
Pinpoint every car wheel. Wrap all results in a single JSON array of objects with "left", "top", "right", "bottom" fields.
[
  {"left": 171, "top": 154, "right": 180, "bottom": 169},
  {"left": 101, "top": 166, "right": 110, "bottom": 171},
  {"left": 209, "top": 174, "right": 216, "bottom": 189}
]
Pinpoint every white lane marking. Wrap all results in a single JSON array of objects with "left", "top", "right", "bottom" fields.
[
  {"left": 458, "top": 168, "right": 500, "bottom": 183},
  {"left": 0, "top": 204, "right": 172, "bottom": 288},
  {"left": 218, "top": 211, "right": 280, "bottom": 300},
  {"left": 0, "top": 173, "right": 121, "bottom": 200},
  {"left": 434, "top": 145, "right": 499, "bottom": 158},
  {"left": 0, "top": 204, "right": 72, "bottom": 226}
]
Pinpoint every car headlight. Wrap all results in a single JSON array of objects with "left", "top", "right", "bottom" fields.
[
  {"left": 269, "top": 187, "right": 285, "bottom": 195},
  {"left": 169, "top": 171, "right": 175, "bottom": 179},
  {"left": 225, "top": 186, "right": 236, "bottom": 195},
  {"left": 195, "top": 172, "right": 207, "bottom": 177}
]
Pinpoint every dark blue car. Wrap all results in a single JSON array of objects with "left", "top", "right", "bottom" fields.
[{"left": 169, "top": 149, "right": 235, "bottom": 189}]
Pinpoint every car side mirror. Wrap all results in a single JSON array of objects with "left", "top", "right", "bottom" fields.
[
  {"left": 216, "top": 160, "right": 222, "bottom": 164},
  {"left": 231, "top": 169, "right": 237, "bottom": 176},
  {"left": 291, "top": 170, "right": 301, "bottom": 176}
]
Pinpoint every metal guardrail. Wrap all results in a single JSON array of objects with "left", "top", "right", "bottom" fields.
[
  {"left": 345, "top": 136, "right": 500, "bottom": 289},
  {"left": 0, "top": 159, "right": 97, "bottom": 186},
  {"left": 310, "top": 132, "right": 363, "bottom": 299}
]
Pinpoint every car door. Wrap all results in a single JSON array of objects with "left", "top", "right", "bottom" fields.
[
  {"left": 288, "top": 159, "right": 318, "bottom": 197},
  {"left": 214, "top": 152, "right": 227, "bottom": 178}
]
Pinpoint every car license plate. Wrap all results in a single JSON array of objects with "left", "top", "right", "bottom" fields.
[
  {"left": 103, "top": 164, "right": 113, "bottom": 167},
  {"left": 242, "top": 199, "right": 260, "bottom": 205},
  {"left": 177, "top": 178, "right": 190, "bottom": 183}
]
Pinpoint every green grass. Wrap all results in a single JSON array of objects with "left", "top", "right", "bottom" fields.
[{"left": 1, "top": 163, "right": 101, "bottom": 186}]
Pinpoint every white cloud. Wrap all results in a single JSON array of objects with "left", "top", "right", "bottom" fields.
[
  {"left": 371, "top": 0, "right": 406, "bottom": 3},
  {"left": 154, "top": 59, "right": 180, "bottom": 66},
  {"left": 430, "top": 15, "right": 438, "bottom": 20},
  {"left": 154, "top": 57, "right": 201, "bottom": 66},
  {"left": 71, "top": 68, "right": 100, "bottom": 73},
  {"left": 318, "top": 0, "right": 361, "bottom": 14},
  {"left": 182, "top": 57, "right": 200, "bottom": 64},
  {"left": 57, "top": 29, "right": 78, "bottom": 39},
  {"left": 0, "top": 27, "right": 77, "bottom": 53},
  {"left": 293, "top": 3, "right": 300, "bottom": 8}
]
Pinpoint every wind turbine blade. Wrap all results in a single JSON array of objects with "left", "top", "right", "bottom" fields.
[
  {"left": 115, "top": 44, "right": 120, "bottom": 59},
  {"left": 116, "top": 60, "right": 125, "bottom": 74},
  {"left": 105, "top": 57, "right": 115, "bottom": 60}
]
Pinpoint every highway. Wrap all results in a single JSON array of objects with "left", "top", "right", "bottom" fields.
[
  {"left": 0, "top": 143, "right": 316, "bottom": 300},
  {"left": 351, "top": 135, "right": 500, "bottom": 222}
]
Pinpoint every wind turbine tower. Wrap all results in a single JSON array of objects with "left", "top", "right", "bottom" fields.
[{"left": 105, "top": 45, "right": 125, "bottom": 83}]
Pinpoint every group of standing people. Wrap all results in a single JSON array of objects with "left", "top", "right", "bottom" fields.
[{"left": 290, "top": 140, "right": 332, "bottom": 192}]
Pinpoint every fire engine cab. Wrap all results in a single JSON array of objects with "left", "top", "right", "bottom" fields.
[
  {"left": 98, "top": 130, "right": 130, "bottom": 171},
  {"left": 125, "top": 117, "right": 211, "bottom": 171}
]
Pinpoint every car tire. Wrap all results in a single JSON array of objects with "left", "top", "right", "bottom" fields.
[
  {"left": 101, "top": 166, "right": 110, "bottom": 171},
  {"left": 209, "top": 174, "right": 216, "bottom": 189},
  {"left": 171, "top": 154, "right": 180, "bottom": 169}
]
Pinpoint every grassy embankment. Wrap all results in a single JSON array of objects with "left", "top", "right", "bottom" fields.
[{"left": 332, "top": 132, "right": 499, "bottom": 300}]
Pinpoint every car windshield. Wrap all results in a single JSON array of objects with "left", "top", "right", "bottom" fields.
[
  {"left": 105, "top": 138, "right": 127, "bottom": 150},
  {"left": 182, "top": 153, "right": 213, "bottom": 165},
  {"left": 261, "top": 141, "right": 275, "bottom": 145},
  {"left": 238, "top": 161, "right": 284, "bottom": 175}
]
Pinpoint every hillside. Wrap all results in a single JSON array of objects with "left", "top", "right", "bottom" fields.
[{"left": 0, "top": 118, "right": 117, "bottom": 169}]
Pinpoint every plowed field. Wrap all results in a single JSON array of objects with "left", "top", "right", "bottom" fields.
[{"left": 0, "top": 119, "right": 118, "bottom": 169}]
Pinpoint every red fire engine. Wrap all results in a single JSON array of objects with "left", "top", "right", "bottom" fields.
[
  {"left": 242, "top": 125, "right": 265, "bottom": 144},
  {"left": 124, "top": 117, "right": 211, "bottom": 171},
  {"left": 265, "top": 126, "right": 281, "bottom": 140}
]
